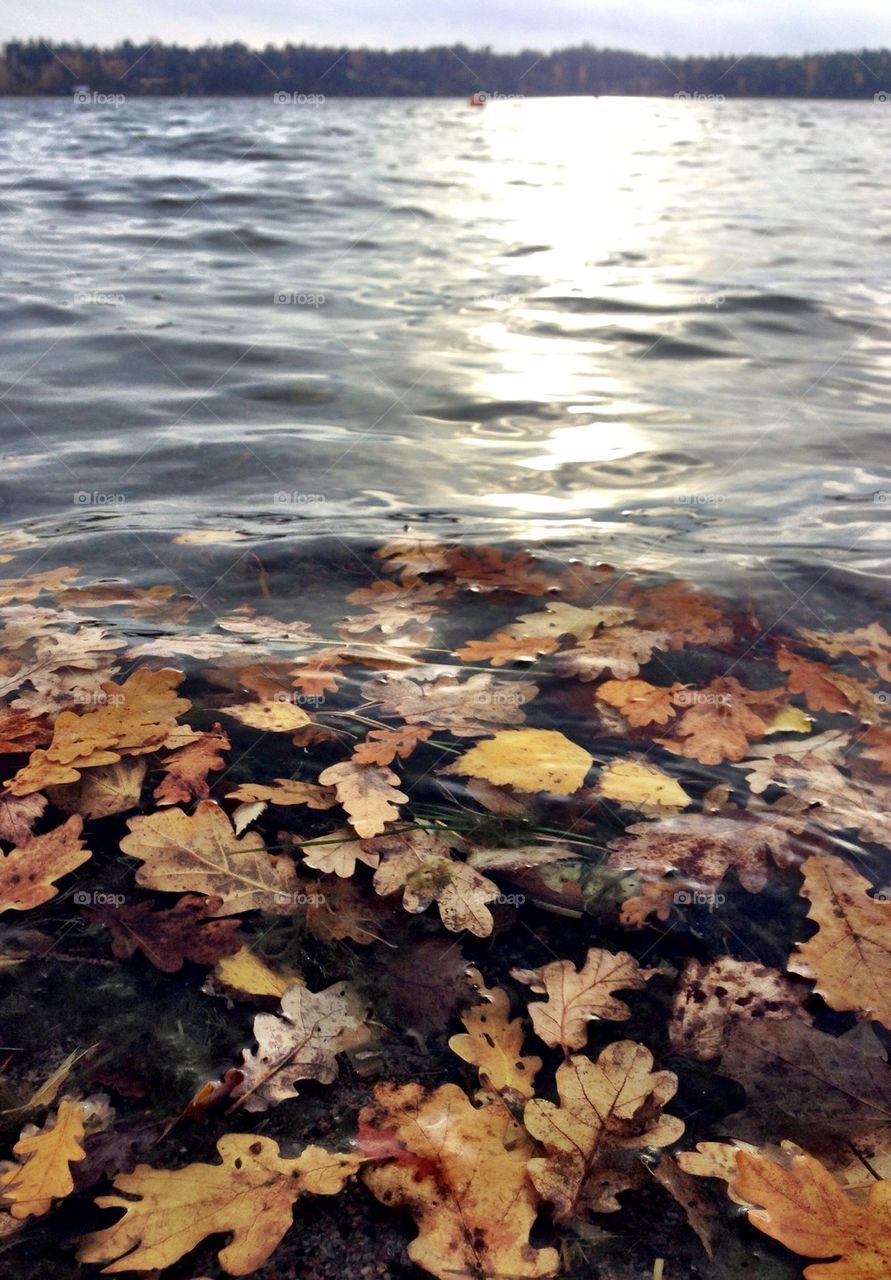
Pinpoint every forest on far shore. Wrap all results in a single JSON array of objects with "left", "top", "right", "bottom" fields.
[{"left": 2, "top": 39, "right": 891, "bottom": 97}]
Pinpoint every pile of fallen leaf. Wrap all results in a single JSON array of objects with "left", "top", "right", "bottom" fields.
[{"left": 1, "top": 534, "right": 890, "bottom": 1279}]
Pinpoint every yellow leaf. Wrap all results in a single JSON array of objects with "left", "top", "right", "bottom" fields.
[
  {"left": 596, "top": 758, "right": 691, "bottom": 814},
  {"left": 47, "top": 758, "right": 147, "bottom": 819},
  {"left": 9, "top": 668, "right": 189, "bottom": 796},
  {"left": 789, "top": 855, "right": 891, "bottom": 1030},
  {"left": 120, "top": 800, "right": 299, "bottom": 916},
  {"left": 360, "top": 1082, "right": 559, "bottom": 1280},
  {"left": 318, "top": 760, "right": 407, "bottom": 838},
  {"left": 441, "top": 728, "right": 593, "bottom": 795},
  {"left": 77, "top": 1134, "right": 362, "bottom": 1274},
  {"left": 0, "top": 1099, "right": 87, "bottom": 1218},
  {"left": 212, "top": 948, "right": 304, "bottom": 999},
  {"left": 765, "top": 704, "right": 813, "bottom": 735},
  {"left": 525, "top": 1042, "right": 683, "bottom": 1219},
  {"left": 0, "top": 816, "right": 89, "bottom": 913},
  {"left": 731, "top": 1144, "right": 891, "bottom": 1279},
  {"left": 512, "top": 947, "right": 655, "bottom": 1050},
  {"left": 221, "top": 699, "right": 311, "bottom": 732},
  {"left": 448, "top": 970, "right": 541, "bottom": 1100}
]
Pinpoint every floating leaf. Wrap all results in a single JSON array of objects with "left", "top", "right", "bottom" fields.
[{"left": 441, "top": 728, "right": 593, "bottom": 795}]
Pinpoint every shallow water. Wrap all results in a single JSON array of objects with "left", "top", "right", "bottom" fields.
[
  {"left": 1, "top": 95, "right": 891, "bottom": 1280},
  {"left": 0, "top": 94, "right": 889, "bottom": 613}
]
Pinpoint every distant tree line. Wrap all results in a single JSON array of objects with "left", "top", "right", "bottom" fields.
[{"left": 2, "top": 39, "right": 891, "bottom": 98}]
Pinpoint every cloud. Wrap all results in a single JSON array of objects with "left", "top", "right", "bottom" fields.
[{"left": 2, "top": 0, "right": 886, "bottom": 57}]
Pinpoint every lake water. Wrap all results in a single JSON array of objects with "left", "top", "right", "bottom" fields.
[
  {"left": 1, "top": 94, "right": 889, "bottom": 618},
  {"left": 1, "top": 95, "right": 890, "bottom": 1280}
]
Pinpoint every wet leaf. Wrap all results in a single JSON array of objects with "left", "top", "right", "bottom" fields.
[
  {"left": 0, "top": 816, "right": 89, "bottom": 913},
  {"left": 360, "top": 1081, "right": 559, "bottom": 1280},
  {"left": 790, "top": 855, "right": 891, "bottom": 1030},
  {"left": 76, "top": 1134, "right": 362, "bottom": 1274},
  {"left": 440, "top": 728, "right": 593, "bottom": 795},
  {"left": 0, "top": 1099, "right": 87, "bottom": 1218},
  {"left": 449, "top": 970, "right": 541, "bottom": 1101},
  {"left": 512, "top": 948, "right": 656, "bottom": 1050},
  {"left": 234, "top": 980, "right": 371, "bottom": 1112},
  {"left": 370, "top": 828, "right": 499, "bottom": 936},
  {"left": 524, "top": 1041, "right": 683, "bottom": 1218},
  {"left": 120, "top": 800, "right": 299, "bottom": 916},
  {"left": 596, "top": 757, "right": 691, "bottom": 814},
  {"left": 153, "top": 724, "right": 229, "bottom": 804},
  {"left": 731, "top": 1143, "right": 891, "bottom": 1280},
  {"left": 318, "top": 760, "right": 408, "bottom": 838},
  {"left": 85, "top": 894, "right": 244, "bottom": 973}
]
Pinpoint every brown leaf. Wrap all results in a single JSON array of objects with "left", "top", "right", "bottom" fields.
[
  {"left": 629, "top": 581, "right": 733, "bottom": 649},
  {"left": 318, "top": 760, "right": 407, "bottom": 838},
  {"left": 0, "top": 791, "right": 47, "bottom": 844},
  {"left": 361, "top": 670, "right": 538, "bottom": 736},
  {"left": 453, "top": 632, "right": 558, "bottom": 666},
  {"left": 608, "top": 808, "right": 807, "bottom": 894},
  {"left": 352, "top": 725, "right": 432, "bottom": 766},
  {"left": 789, "top": 854, "right": 891, "bottom": 1030},
  {"left": 0, "top": 709, "right": 51, "bottom": 753},
  {"left": 670, "top": 957, "right": 891, "bottom": 1189},
  {"left": 524, "top": 1041, "right": 683, "bottom": 1218},
  {"left": 153, "top": 724, "right": 229, "bottom": 804},
  {"left": 9, "top": 667, "right": 190, "bottom": 796},
  {"left": 596, "top": 678, "right": 683, "bottom": 726},
  {"left": 382, "top": 938, "right": 471, "bottom": 1035},
  {"left": 370, "top": 828, "right": 499, "bottom": 936},
  {"left": 290, "top": 649, "right": 349, "bottom": 696},
  {"left": 512, "top": 948, "right": 655, "bottom": 1050},
  {"left": 360, "top": 1081, "right": 559, "bottom": 1280},
  {"left": 554, "top": 626, "right": 670, "bottom": 682},
  {"left": 777, "top": 645, "right": 874, "bottom": 716},
  {"left": 233, "top": 980, "right": 371, "bottom": 1112},
  {"left": 0, "top": 816, "right": 89, "bottom": 913},
  {"left": 443, "top": 545, "right": 554, "bottom": 596},
  {"left": 85, "top": 894, "right": 244, "bottom": 973},
  {"left": 226, "top": 777, "right": 337, "bottom": 810},
  {"left": 47, "top": 758, "right": 148, "bottom": 819},
  {"left": 658, "top": 677, "right": 777, "bottom": 764},
  {"left": 120, "top": 800, "right": 299, "bottom": 916}
]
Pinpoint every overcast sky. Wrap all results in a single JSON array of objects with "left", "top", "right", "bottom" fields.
[{"left": 2, "top": 0, "right": 887, "bottom": 56}]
